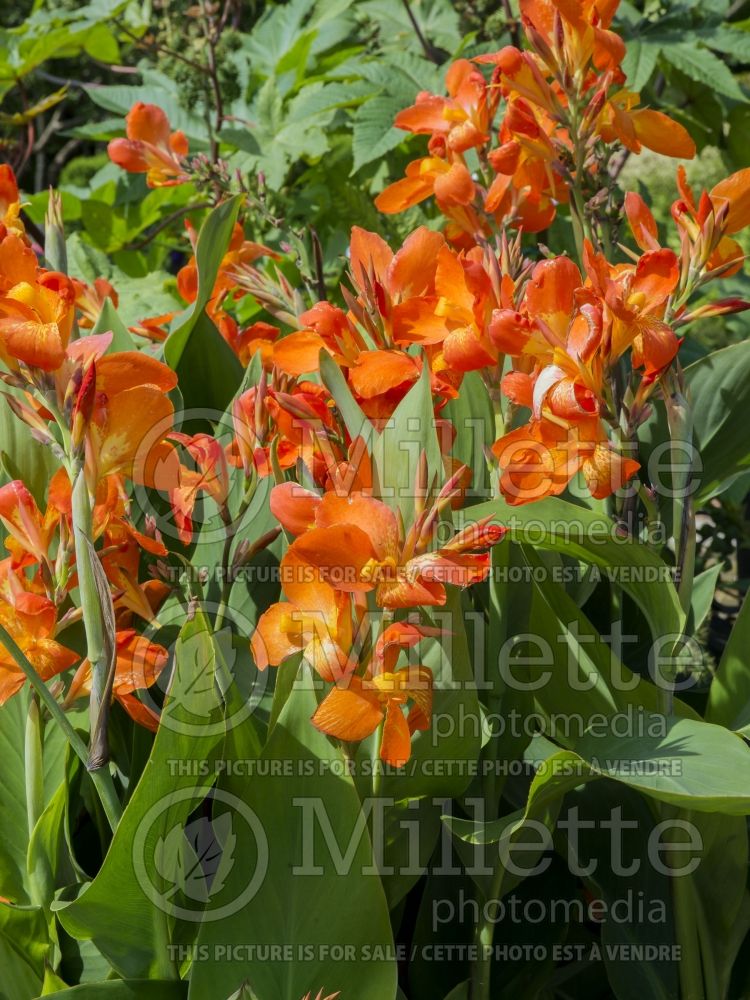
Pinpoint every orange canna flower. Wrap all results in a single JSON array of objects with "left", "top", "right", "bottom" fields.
[
  {"left": 0, "top": 481, "right": 55, "bottom": 569},
  {"left": 168, "top": 432, "right": 231, "bottom": 545},
  {"left": 583, "top": 241, "right": 680, "bottom": 375},
  {"left": 311, "top": 621, "right": 434, "bottom": 767},
  {"left": 375, "top": 156, "right": 479, "bottom": 230},
  {"left": 72, "top": 349, "right": 178, "bottom": 490},
  {"left": 108, "top": 102, "right": 189, "bottom": 187},
  {"left": 493, "top": 415, "right": 639, "bottom": 504},
  {"left": 251, "top": 569, "right": 356, "bottom": 683},
  {"left": 669, "top": 165, "right": 750, "bottom": 278},
  {"left": 0, "top": 269, "right": 76, "bottom": 372},
  {"left": 519, "top": 0, "right": 626, "bottom": 78},
  {"left": 272, "top": 486, "right": 503, "bottom": 609},
  {"left": 0, "top": 570, "right": 79, "bottom": 705},
  {"left": 393, "top": 243, "right": 500, "bottom": 372},
  {"left": 596, "top": 90, "right": 695, "bottom": 160},
  {"left": 393, "top": 59, "right": 492, "bottom": 153}
]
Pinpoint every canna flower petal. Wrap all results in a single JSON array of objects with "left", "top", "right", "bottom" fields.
[
  {"left": 380, "top": 700, "right": 412, "bottom": 767},
  {"left": 270, "top": 481, "right": 322, "bottom": 536},
  {"left": 630, "top": 109, "right": 696, "bottom": 160},
  {"left": 624, "top": 192, "right": 660, "bottom": 252},
  {"left": 311, "top": 679, "right": 383, "bottom": 742},
  {"left": 711, "top": 167, "right": 750, "bottom": 235}
]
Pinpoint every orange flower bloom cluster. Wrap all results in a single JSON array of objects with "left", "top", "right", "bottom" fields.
[
  {"left": 108, "top": 102, "right": 190, "bottom": 188},
  {"left": 490, "top": 158, "right": 750, "bottom": 505},
  {"left": 0, "top": 474, "right": 170, "bottom": 722},
  {"left": 377, "top": 0, "right": 694, "bottom": 236},
  {"left": 271, "top": 226, "right": 522, "bottom": 423},
  {"left": 251, "top": 466, "right": 504, "bottom": 766},
  {"left": 0, "top": 171, "right": 178, "bottom": 722}
]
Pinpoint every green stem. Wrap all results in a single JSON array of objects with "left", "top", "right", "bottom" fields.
[
  {"left": 666, "top": 805, "right": 705, "bottom": 1000},
  {"left": 0, "top": 624, "right": 121, "bottom": 830},
  {"left": 71, "top": 468, "right": 112, "bottom": 766},
  {"left": 661, "top": 368, "right": 696, "bottom": 716},
  {"left": 470, "top": 861, "right": 505, "bottom": 1000},
  {"left": 568, "top": 101, "right": 590, "bottom": 267},
  {"left": 25, "top": 695, "right": 44, "bottom": 841}
]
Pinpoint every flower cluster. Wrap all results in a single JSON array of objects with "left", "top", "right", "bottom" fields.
[
  {"left": 376, "top": 0, "right": 695, "bottom": 238},
  {"left": 0, "top": 165, "right": 177, "bottom": 724},
  {"left": 251, "top": 456, "right": 503, "bottom": 765}
]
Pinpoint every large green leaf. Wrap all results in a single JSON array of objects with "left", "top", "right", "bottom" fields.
[
  {"left": 372, "top": 360, "right": 444, "bottom": 520},
  {"left": 521, "top": 545, "right": 699, "bottom": 734},
  {"left": 0, "top": 388, "right": 59, "bottom": 507},
  {"left": 446, "top": 744, "right": 598, "bottom": 899},
  {"left": 456, "top": 496, "right": 685, "bottom": 644},
  {"left": 34, "top": 982, "right": 188, "bottom": 999},
  {"left": 572, "top": 714, "right": 750, "bottom": 814},
  {"left": 0, "top": 692, "right": 69, "bottom": 905},
  {"left": 663, "top": 43, "right": 747, "bottom": 101},
  {"left": 705, "top": 590, "right": 750, "bottom": 733},
  {"left": 56, "top": 614, "right": 227, "bottom": 978},
  {"left": 188, "top": 667, "right": 397, "bottom": 1000},
  {"left": 562, "top": 781, "right": 679, "bottom": 1000},
  {"left": 686, "top": 341, "right": 750, "bottom": 502},
  {"left": 165, "top": 195, "right": 244, "bottom": 408},
  {"left": 0, "top": 902, "right": 47, "bottom": 999},
  {"left": 169, "top": 311, "right": 244, "bottom": 412},
  {"left": 642, "top": 340, "right": 750, "bottom": 506}
]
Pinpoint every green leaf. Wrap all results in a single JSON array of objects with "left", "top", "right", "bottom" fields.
[
  {"left": 0, "top": 692, "right": 68, "bottom": 905},
  {"left": 169, "top": 311, "right": 244, "bottom": 413},
  {"left": 445, "top": 744, "right": 597, "bottom": 899},
  {"left": 164, "top": 197, "right": 244, "bottom": 410},
  {"left": 455, "top": 496, "right": 685, "bottom": 644},
  {"left": 686, "top": 341, "right": 750, "bottom": 502},
  {"left": 621, "top": 37, "right": 661, "bottom": 91},
  {"left": 706, "top": 590, "right": 750, "bottom": 732},
  {"left": 351, "top": 95, "right": 408, "bottom": 173},
  {"left": 572, "top": 714, "right": 750, "bottom": 814},
  {"left": 688, "top": 563, "right": 722, "bottom": 634},
  {"left": 521, "top": 544, "right": 699, "bottom": 736},
  {"left": 663, "top": 43, "right": 747, "bottom": 102},
  {"left": 91, "top": 297, "right": 138, "bottom": 354},
  {"left": 188, "top": 668, "right": 397, "bottom": 1000},
  {"left": 442, "top": 370, "right": 493, "bottom": 506},
  {"left": 319, "top": 350, "right": 374, "bottom": 446},
  {"left": 561, "top": 782, "right": 679, "bottom": 1000},
  {"left": 0, "top": 387, "right": 59, "bottom": 507},
  {"left": 372, "top": 360, "right": 444, "bottom": 520},
  {"left": 165, "top": 196, "right": 241, "bottom": 369},
  {"left": 684, "top": 811, "right": 750, "bottom": 999},
  {"left": 0, "top": 903, "right": 47, "bottom": 999},
  {"left": 34, "top": 982, "right": 188, "bottom": 999},
  {"left": 55, "top": 613, "right": 228, "bottom": 978}
]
